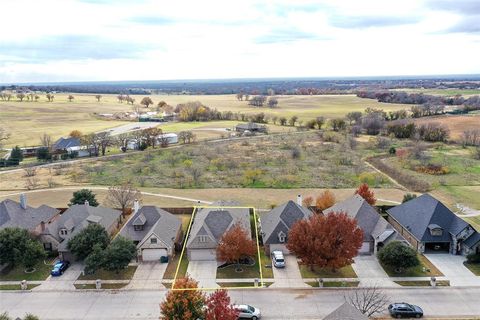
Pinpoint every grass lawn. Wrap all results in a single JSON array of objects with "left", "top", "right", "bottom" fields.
[
  {"left": 299, "top": 264, "right": 357, "bottom": 279},
  {"left": 0, "top": 284, "right": 40, "bottom": 290},
  {"left": 305, "top": 281, "right": 359, "bottom": 287},
  {"left": 77, "top": 266, "right": 137, "bottom": 281},
  {"left": 259, "top": 249, "right": 274, "bottom": 278},
  {"left": 0, "top": 262, "right": 52, "bottom": 281},
  {"left": 464, "top": 262, "right": 480, "bottom": 276},
  {"left": 163, "top": 253, "right": 189, "bottom": 279},
  {"left": 217, "top": 258, "right": 261, "bottom": 279},
  {"left": 74, "top": 283, "right": 127, "bottom": 289},
  {"left": 381, "top": 255, "right": 443, "bottom": 277},
  {"left": 217, "top": 282, "right": 273, "bottom": 288},
  {"left": 394, "top": 280, "right": 450, "bottom": 287}
]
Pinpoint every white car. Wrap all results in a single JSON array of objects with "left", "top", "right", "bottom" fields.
[
  {"left": 234, "top": 304, "right": 261, "bottom": 319},
  {"left": 271, "top": 250, "right": 285, "bottom": 268}
]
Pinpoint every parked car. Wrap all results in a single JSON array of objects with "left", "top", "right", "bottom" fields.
[
  {"left": 233, "top": 304, "right": 261, "bottom": 320},
  {"left": 388, "top": 303, "right": 423, "bottom": 318},
  {"left": 51, "top": 261, "right": 70, "bottom": 276},
  {"left": 271, "top": 250, "right": 285, "bottom": 268}
]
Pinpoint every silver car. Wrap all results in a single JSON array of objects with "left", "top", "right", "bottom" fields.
[
  {"left": 271, "top": 250, "right": 285, "bottom": 268},
  {"left": 234, "top": 304, "right": 261, "bottom": 320}
]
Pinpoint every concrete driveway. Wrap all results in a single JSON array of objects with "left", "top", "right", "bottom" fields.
[
  {"left": 187, "top": 261, "right": 218, "bottom": 288},
  {"left": 270, "top": 255, "right": 307, "bottom": 288},
  {"left": 126, "top": 262, "right": 168, "bottom": 290},
  {"left": 35, "top": 262, "right": 83, "bottom": 291},
  {"left": 425, "top": 254, "right": 480, "bottom": 286},
  {"left": 352, "top": 255, "right": 398, "bottom": 287}
]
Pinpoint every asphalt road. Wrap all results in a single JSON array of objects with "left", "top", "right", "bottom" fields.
[{"left": 1, "top": 287, "right": 480, "bottom": 319}]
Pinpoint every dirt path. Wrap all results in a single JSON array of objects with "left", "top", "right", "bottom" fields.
[{"left": 363, "top": 157, "right": 409, "bottom": 191}]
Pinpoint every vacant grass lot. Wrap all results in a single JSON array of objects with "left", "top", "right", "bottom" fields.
[{"left": 0, "top": 93, "right": 409, "bottom": 147}]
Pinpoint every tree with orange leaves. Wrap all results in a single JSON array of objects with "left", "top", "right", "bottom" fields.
[
  {"left": 355, "top": 183, "right": 376, "bottom": 205},
  {"left": 315, "top": 190, "right": 336, "bottom": 212},
  {"left": 160, "top": 275, "right": 205, "bottom": 320},
  {"left": 287, "top": 212, "right": 363, "bottom": 271},
  {"left": 217, "top": 222, "right": 256, "bottom": 267},
  {"left": 302, "top": 196, "right": 314, "bottom": 207},
  {"left": 205, "top": 289, "right": 239, "bottom": 320}
]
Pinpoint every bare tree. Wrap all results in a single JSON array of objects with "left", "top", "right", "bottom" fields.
[
  {"left": 345, "top": 285, "right": 389, "bottom": 317},
  {"left": 236, "top": 93, "right": 244, "bottom": 101},
  {"left": 96, "top": 132, "right": 113, "bottom": 156},
  {"left": 267, "top": 97, "right": 278, "bottom": 108},
  {"left": 24, "top": 167, "right": 37, "bottom": 177},
  {"left": 46, "top": 93, "right": 54, "bottom": 102},
  {"left": 187, "top": 166, "right": 203, "bottom": 186},
  {"left": 106, "top": 183, "right": 142, "bottom": 215},
  {"left": 16, "top": 92, "right": 26, "bottom": 101},
  {"left": 68, "top": 95, "right": 74, "bottom": 102},
  {"left": 0, "top": 128, "right": 10, "bottom": 149},
  {"left": 95, "top": 95, "right": 102, "bottom": 102},
  {"left": 40, "top": 133, "right": 53, "bottom": 149}
]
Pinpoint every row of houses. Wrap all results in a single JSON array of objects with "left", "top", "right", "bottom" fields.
[{"left": 1, "top": 193, "right": 480, "bottom": 264}]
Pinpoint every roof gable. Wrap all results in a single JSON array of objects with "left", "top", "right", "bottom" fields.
[
  {"left": 0, "top": 199, "right": 59, "bottom": 230},
  {"left": 323, "top": 302, "right": 368, "bottom": 320}
]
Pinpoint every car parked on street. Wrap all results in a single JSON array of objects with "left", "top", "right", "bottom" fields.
[
  {"left": 233, "top": 304, "right": 261, "bottom": 320},
  {"left": 388, "top": 303, "right": 423, "bottom": 318},
  {"left": 51, "top": 261, "right": 70, "bottom": 276},
  {"left": 271, "top": 250, "right": 285, "bottom": 268}
]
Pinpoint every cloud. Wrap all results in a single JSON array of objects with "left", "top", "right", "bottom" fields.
[
  {"left": 254, "top": 28, "right": 327, "bottom": 44},
  {"left": 128, "top": 15, "right": 176, "bottom": 25},
  {"left": 0, "top": 35, "right": 157, "bottom": 63},
  {"left": 330, "top": 15, "right": 420, "bottom": 29},
  {"left": 426, "top": 0, "right": 480, "bottom": 15},
  {"left": 445, "top": 15, "right": 480, "bottom": 33}
]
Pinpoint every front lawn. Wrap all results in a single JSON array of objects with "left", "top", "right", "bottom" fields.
[
  {"left": 464, "top": 262, "right": 480, "bottom": 276},
  {"left": 299, "top": 264, "right": 357, "bottom": 279},
  {"left": 217, "top": 281, "right": 273, "bottom": 288},
  {"left": 0, "top": 284, "right": 40, "bottom": 290},
  {"left": 381, "top": 255, "right": 443, "bottom": 277},
  {"left": 394, "top": 280, "right": 450, "bottom": 287},
  {"left": 163, "top": 253, "right": 189, "bottom": 279},
  {"left": 306, "top": 281, "right": 359, "bottom": 287},
  {"left": 217, "top": 257, "right": 261, "bottom": 279},
  {"left": 0, "top": 262, "right": 52, "bottom": 281},
  {"left": 77, "top": 266, "right": 137, "bottom": 281},
  {"left": 259, "top": 249, "right": 274, "bottom": 278}
]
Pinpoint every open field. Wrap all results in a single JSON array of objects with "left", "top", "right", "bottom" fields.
[
  {"left": 412, "top": 114, "right": 480, "bottom": 141},
  {"left": 398, "top": 88, "right": 480, "bottom": 97},
  {"left": 0, "top": 93, "right": 410, "bottom": 147}
]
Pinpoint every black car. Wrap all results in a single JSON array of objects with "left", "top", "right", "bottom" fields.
[{"left": 389, "top": 303, "right": 423, "bottom": 318}]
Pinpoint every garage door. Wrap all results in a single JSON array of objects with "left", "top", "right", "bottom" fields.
[
  {"left": 359, "top": 242, "right": 371, "bottom": 255},
  {"left": 188, "top": 249, "right": 217, "bottom": 261},
  {"left": 142, "top": 248, "right": 168, "bottom": 261}
]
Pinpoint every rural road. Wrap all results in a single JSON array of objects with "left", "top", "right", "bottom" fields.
[{"left": 2, "top": 287, "right": 480, "bottom": 319}]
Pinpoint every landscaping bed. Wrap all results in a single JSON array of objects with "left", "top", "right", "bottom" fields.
[
  {"left": 0, "top": 262, "right": 52, "bottom": 281},
  {"left": 381, "top": 255, "right": 443, "bottom": 277},
  {"left": 77, "top": 266, "right": 137, "bottom": 281},
  {"left": 299, "top": 264, "right": 357, "bottom": 279},
  {"left": 394, "top": 280, "right": 450, "bottom": 287}
]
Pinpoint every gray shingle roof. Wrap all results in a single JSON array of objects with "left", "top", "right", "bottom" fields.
[
  {"left": 52, "top": 137, "right": 80, "bottom": 150},
  {"left": 260, "top": 200, "right": 312, "bottom": 245},
  {"left": 323, "top": 302, "right": 368, "bottom": 320},
  {"left": 0, "top": 199, "right": 59, "bottom": 231},
  {"left": 187, "top": 207, "right": 250, "bottom": 248},
  {"left": 387, "top": 194, "right": 469, "bottom": 242},
  {"left": 119, "top": 206, "right": 181, "bottom": 249}
]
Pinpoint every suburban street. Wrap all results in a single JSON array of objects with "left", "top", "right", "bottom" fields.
[{"left": 2, "top": 287, "right": 480, "bottom": 319}]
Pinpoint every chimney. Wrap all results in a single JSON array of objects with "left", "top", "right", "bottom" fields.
[
  {"left": 84, "top": 200, "right": 89, "bottom": 207},
  {"left": 297, "top": 194, "right": 302, "bottom": 206},
  {"left": 20, "top": 193, "right": 27, "bottom": 210},
  {"left": 133, "top": 199, "right": 140, "bottom": 214}
]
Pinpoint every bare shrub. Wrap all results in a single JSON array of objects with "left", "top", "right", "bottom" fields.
[
  {"left": 23, "top": 167, "right": 37, "bottom": 177},
  {"left": 25, "top": 177, "right": 39, "bottom": 190}
]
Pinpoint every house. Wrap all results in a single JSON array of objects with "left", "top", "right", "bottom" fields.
[
  {"left": 42, "top": 201, "right": 122, "bottom": 261},
  {"left": 235, "top": 122, "right": 267, "bottom": 134},
  {"left": 324, "top": 195, "right": 405, "bottom": 255},
  {"left": 260, "top": 196, "right": 312, "bottom": 254},
  {"left": 52, "top": 137, "right": 90, "bottom": 157},
  {"left": 119, "top": 205, "right": 182, "bottom": 262},
  {"left": 386, "top": 194, "right": 480, "bottom": 255},
  {"left": 186, "top": 207, "right": 251, "bottom": 261},
  {"left": 323, "top": 302, "right": 368, "bottom": 320},
  {"left": 0, "top": 195, "right": 59, "bottom": 250}
]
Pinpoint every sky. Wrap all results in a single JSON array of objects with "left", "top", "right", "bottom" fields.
[{"left": 0, "top": 0, "right": 479, "bottom": 83}]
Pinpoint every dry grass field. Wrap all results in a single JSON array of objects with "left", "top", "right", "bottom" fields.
[
  {"left": 0, "top": 93, "right": 410, "bottom": 147},
  {"left": 412, "top": 114, "right": 480, "bottom": 140}
]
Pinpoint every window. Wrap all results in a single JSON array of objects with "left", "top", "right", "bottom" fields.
[
  {"left": 43, "top": 243, "right": 52, "bottom": 251},
  {"left": 59, "top": 228, "right": 68, "bottom": 236},
  {"left": 134, "top": 225, "right": 144, "bottom": 231},
  {"left": 430, "top": 228, "right": 443, "bottom": 236},
  {"left": 198, "top": 235, "right": 208, "bottom": 243},
  {"left": 150, "top": 238, "right": 157, "bottom": 244},
  {"left": 278, "top": 232, "right": 286, "bottom": 243}
]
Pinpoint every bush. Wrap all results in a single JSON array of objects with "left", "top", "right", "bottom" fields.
[
  {"left": 378, "top": 241, "right": 420, "bottom": 272},
  {"left": 402, "top": 193, "right": 417, "bottom": 203},
  {"left": 415, "top": 164, "right": 449, "bottom": 175},
  {"left": 388, "top": 146, "right": 396, "bottom": 155},
  {"left": 467, "top": 253, "right": 480, "bottom": 264}
]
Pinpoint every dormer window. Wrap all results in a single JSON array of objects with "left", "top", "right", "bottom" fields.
[
  {"left": 198, "top": 235, "right": 208, "bottom": 243},
  {"left": 428, "top": 224, "right": 443, "bottom": 237},
  {"left": 278, "top": 231, "right": 286, "bottom": 243},
  {"left": 134, "top": 225, "right": 144, "bottom": 231},
  {"left": 59, "top": 228, "right": 68, "bottom": 236},
  {"left": 150, "top": 238, "right": 157, "bottom": 244}
]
